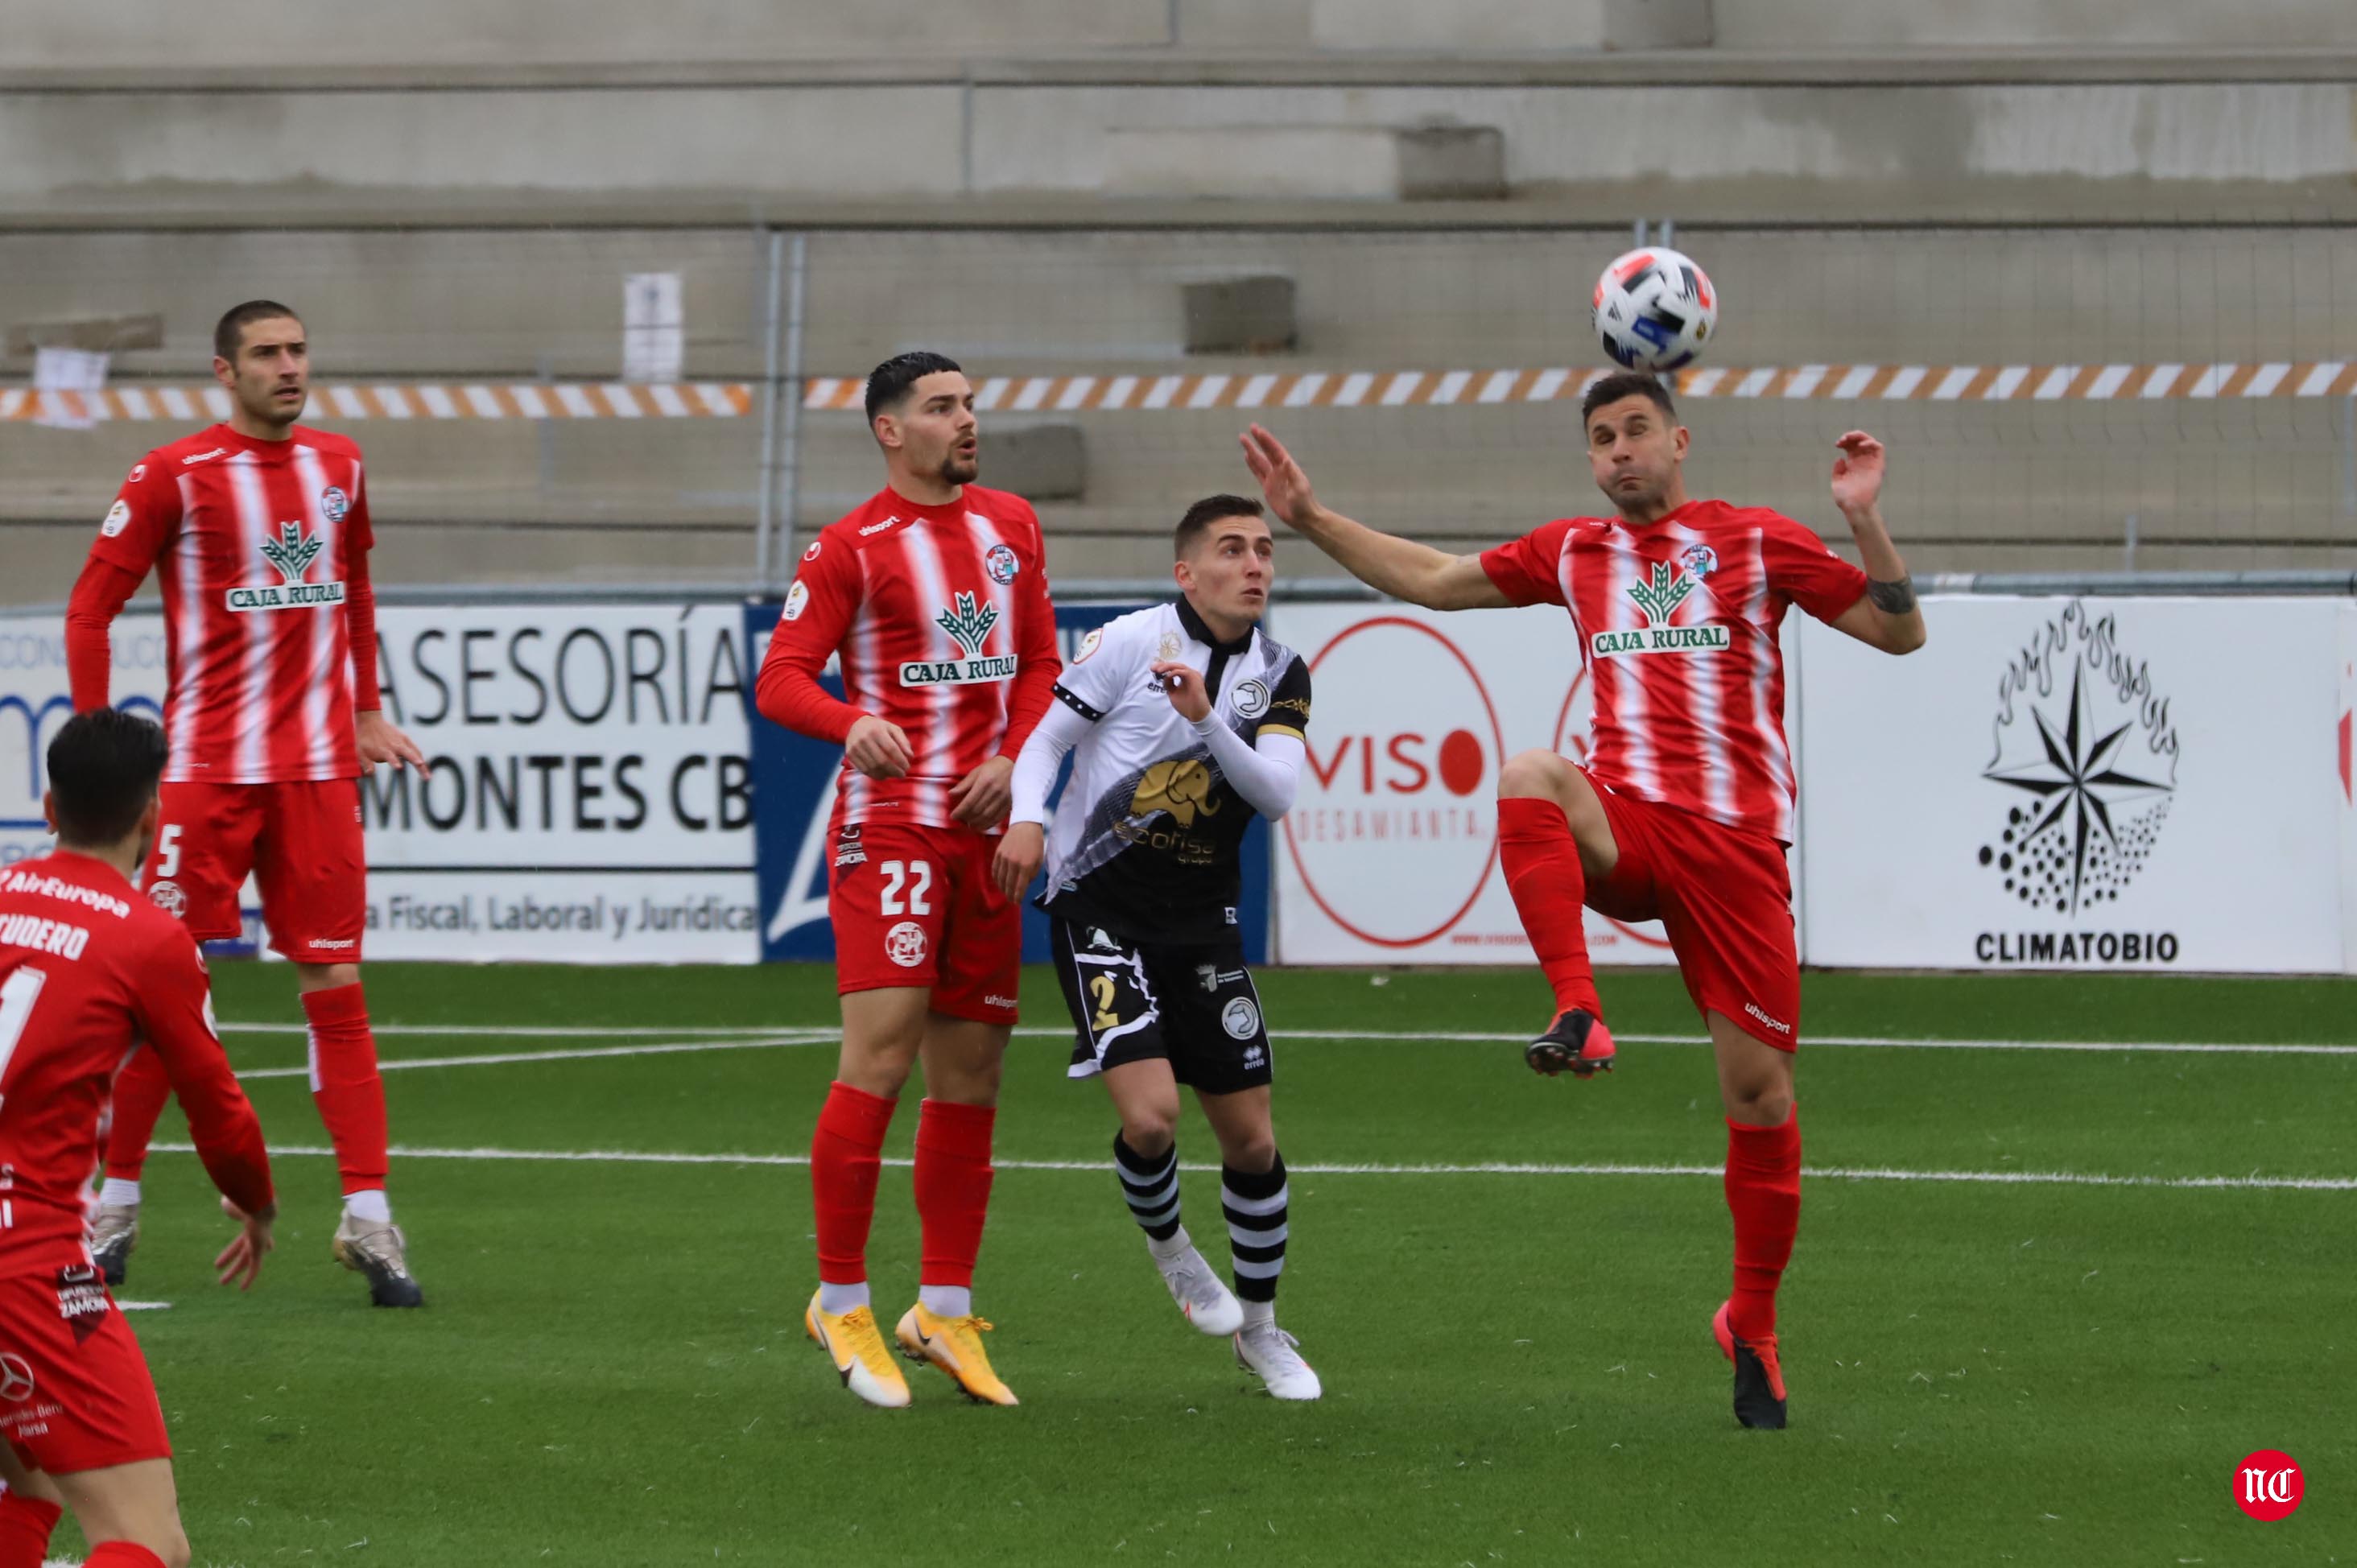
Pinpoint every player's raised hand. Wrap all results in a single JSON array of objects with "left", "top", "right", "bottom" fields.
[
  {"left": 1239, "top": 424, "right": 1319, "bottom": 526},
  {"left": 992, "top": 819, "right": 1046, "bottom": 902},
  {"left": 948, "top": 754, "right": 1014, "bottom": 827},
  {"left": 844, "top": 715, "right": 914, "bottom": 779},
  {"left": 356, "top": 708, "right": 426, "bottom": 771},
  {"left": 215, "top": 1195, "right": 276, "bottom": 1291},
  {"left": 1150, "top": 660, "right": 1213, "bottom": 722},
  {"left": 1831, "top": 431, "right": 1887, "bottom": 515}
]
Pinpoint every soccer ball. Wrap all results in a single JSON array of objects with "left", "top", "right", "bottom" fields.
[{"left": 1591, "top": 247, "right": 1718, "bottom": 373}]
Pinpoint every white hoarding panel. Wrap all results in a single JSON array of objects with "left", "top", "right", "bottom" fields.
[
  {"left": 1273, "top": 603, "right": 1675, "bottom": 966},
  {"left": 0, "top": 604, "right": 757, "bottom": 963},
  {"left": 364, "top": 604, "right": 757, "bottom": 960},
  {"left": 1799, "top": 597, "right": 2345, "bottom": 973}
]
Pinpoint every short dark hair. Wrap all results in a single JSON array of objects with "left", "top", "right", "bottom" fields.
[
  {"left": 1174, "top": 493, "right": 1265, "bottom": 558},
  {"left": 864, "top": 351, "right": 965, "bottom": 425},
  {"left": 214, "top": 299, "right": 303, "bottom": 365},
  {"left": 1580, "top": 370, "right": 1676, "bottom": 428},
  {"left": 45, "top": 709, "right": 168, "bottom": 846}
]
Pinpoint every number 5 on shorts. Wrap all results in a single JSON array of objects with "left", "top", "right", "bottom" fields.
[{"left": 154, "top": 823, "right": 184, "bottom": 879}]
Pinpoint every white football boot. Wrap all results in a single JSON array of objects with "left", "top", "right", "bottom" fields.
[
  {"left": 1234, "top": 1316, "right": 1323, "bottom": 1401},
  {"left": 1154, "top": 1240, "right": 1245, "bottom": 1336}
]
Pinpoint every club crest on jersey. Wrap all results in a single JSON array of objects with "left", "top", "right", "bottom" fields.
[
  {"left": 1681, "top": 543, "right": 1719, "bottom": 580},
  {"left": 902, "top": 592, "right": 1016, "bottom": 687},
  {"left": 984, "top": 543, "right": 1019, "bottom": 584},
  {"left": 320, "top": 485, "right": 350, "bottom": 522},
  {"left": 229, "top": 522, "right": 345, "bottom": 613},
  {"left": 1592, "top": 561, "right": 1730, "bottom": 659}
]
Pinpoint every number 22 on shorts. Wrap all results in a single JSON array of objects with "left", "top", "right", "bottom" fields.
[{"left": 877, "top": 860, "right": 932, "bottom": 917}]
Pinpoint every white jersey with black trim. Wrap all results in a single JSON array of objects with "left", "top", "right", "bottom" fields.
[{"left": 1039, "top": 598, "right": 1311, "bottom": 944}]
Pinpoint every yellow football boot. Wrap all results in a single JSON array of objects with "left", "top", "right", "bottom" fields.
[
  {"left": 895, "top": 1303, "right": 1019, "bottom": 1405},
  {"left": 805, "top": 1291, "right": 910, "bottom": 1409}
]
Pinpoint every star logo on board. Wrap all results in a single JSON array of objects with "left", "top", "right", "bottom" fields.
[
  {"left": 934, "top": 592, "right": 1000, "bottom": 658},
  {"left": 259, "top": 521, "right": 324, "bottom": 584},
  {"left": 1978, "top": 604, "right": 2178, "bottom": 916}
]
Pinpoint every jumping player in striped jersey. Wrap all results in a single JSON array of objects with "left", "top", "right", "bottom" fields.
[
  {"left": 1240, "top": 371, "right": 1926, "bottom": 1430},
  {"left": 758, "top": 352, "right": 1060, "bottom": 1409},
  {"left": 62, "top": 301, "right": 427, "bottom": 1309}
]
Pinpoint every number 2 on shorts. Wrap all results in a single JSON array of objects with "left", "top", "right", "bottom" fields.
[
  {"left": 878, "top": 860, "right": 933, "bottom": 917},
  {"left": 1088, "top": 972, "right": 1121, "bottom": 1032}
]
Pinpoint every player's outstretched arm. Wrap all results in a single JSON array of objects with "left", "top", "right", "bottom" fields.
[
  {"left": 1240, "top": 425, "right": 1510, "bottom": 611},
  {"left": 1825, "top": 431, "right": 1927, "bottom": 656},
  {"left": 993, "top": 698, "right": 1093, "bottom": 899},
  {"left": 131, "top": 937, "right": 276, "bottom": 1285}
]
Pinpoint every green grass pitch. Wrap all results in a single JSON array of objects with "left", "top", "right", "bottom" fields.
[{"left": 61, "top": 963, "right": 2354, "bottom": 1566}]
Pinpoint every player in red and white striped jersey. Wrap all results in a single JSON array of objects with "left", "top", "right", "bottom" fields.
[
  {"left": 1241, "top": 370, "right": 1926, "bottom": 1431},
  {"left": 757, "top": 352, "right": 1059, "bottom": 1408},
  {"left": 60, "top": 302, "right": 427, "bottom": 1309}
]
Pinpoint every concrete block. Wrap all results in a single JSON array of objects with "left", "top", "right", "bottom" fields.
[
  {"left": 1181, "top": 275, "right": 1298, "bottom": 356},
  {"left": 1602, "top": 0, "right": 1713, "bottom": 50},
  {"left": 5, "top": 314, "right": 165, "bottom": 357},
  {"left": 982, "top": 422, "right": 1087, "bottom": 502},
  {"left": 1393, "top": 124, "right": 1508, "bottom": 200}
]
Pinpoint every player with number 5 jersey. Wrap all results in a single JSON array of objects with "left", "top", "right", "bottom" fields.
[
  {"left": 62, "top": 302, "right": 427, "bottom": 1310},
  {"left": 757, "top": 352, "right": 1059, "bottom": 1409}
]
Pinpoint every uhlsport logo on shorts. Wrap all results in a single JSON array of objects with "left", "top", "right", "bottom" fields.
[
  {"left": 2232, "top": 1450, "right": 2303, "bottom": 1521},
  {"left": 1974, "top": 602, "right": 2181, "bottom": 968},
  {"left": 885, "top": 919, "right": 927, "bottom": 968}
]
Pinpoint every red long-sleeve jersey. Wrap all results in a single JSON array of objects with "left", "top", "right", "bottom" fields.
[
  {"left": 757, "top": 485, "right": 1059, "bottom": 830},
  {"left": 0, "top": 851, "right": 272, "bottom": 1279},
  {"left": 63, "top": 424, "right": 384, "bottom": 776}
]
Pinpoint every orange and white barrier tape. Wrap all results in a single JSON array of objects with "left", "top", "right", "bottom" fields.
[{"left": 5, "top": 363, "right": 2354, "bottom": 424}]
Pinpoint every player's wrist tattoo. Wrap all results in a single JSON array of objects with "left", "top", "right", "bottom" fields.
[{"left": 1868, "top": 576, "right": 1916, "bottom": 614}]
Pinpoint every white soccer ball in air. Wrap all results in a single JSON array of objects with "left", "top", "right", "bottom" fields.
[{"left": 1592, "top": 247, "right": 1719, "bottom": 373}]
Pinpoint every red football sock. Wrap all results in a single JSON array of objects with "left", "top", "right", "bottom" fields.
[
  {"left": 104, "top": 1048, "right": 174, "bottom": 1182},
  {"left": 811, "top": 1083, "right": 898, "bottom": 1285},
  {"left": 302, "top": 984, "right": 389, "bottom": 1197},
  {"left": 85, "top": 1543, "right": 168, "bottom": 1568},
  {"left": 912, "top": 1099, "right": 996, "bottom": 1290},
  {"left": 0, "top": 1489, "right": 62, "bottom": 1568},
  {"left": 1725, "top": 1108, "right": 1802, "bottom": 1342},
  {"left": 1497, "top": 796, "right": 1602, "bottom": 1020}
]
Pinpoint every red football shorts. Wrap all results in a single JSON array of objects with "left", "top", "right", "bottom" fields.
[
  {"left": 1585, "top": 778, "right": 1802, "bottom": 1052},
  {"left": 827, "top": 821, "right": 1020, "bottom": 1025},
  {"left": 0, "top": 1268, "right": 171, "bottom": 1474},
  {"left": 140, "top": 779, "right": 366, "bottom": 963}
]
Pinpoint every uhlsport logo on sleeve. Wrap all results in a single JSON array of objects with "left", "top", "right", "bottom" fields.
[
  {"left": 229, "top": 522, "right": 345, "bottom": 613},
  {"left": 1591, "top": 560, "right": 1729, "bottom": 658},
  {"left": 902, "top": 592, "right": 1016, "bottom": 687}
]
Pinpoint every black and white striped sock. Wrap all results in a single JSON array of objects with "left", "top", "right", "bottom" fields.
[
  {"left": 1114, "top": 1133, "right": 1183, "bottom": 1244},
  {"left": 1222, "top": 1153, "right": 1289, "bottom": 1305}
]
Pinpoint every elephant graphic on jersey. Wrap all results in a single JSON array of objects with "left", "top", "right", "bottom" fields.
[{"left": 1129, "top": 757, "right": 1223, "bottom": 828}]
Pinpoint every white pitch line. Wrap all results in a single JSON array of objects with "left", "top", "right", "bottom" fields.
[
  {"left": 151, "top": 1142, "right": 2357, "bottom": 1192},
  {"left": 217, "top": 1022, "right": 2357, "bottom": 1056},
  {"left": 233, "top": 1034, "right": 836, "bottom": 1080}
]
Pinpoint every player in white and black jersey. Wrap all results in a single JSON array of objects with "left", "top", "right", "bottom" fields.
[{"left": 993, "top": 495, "right": 1319, "bottom": 1400}]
